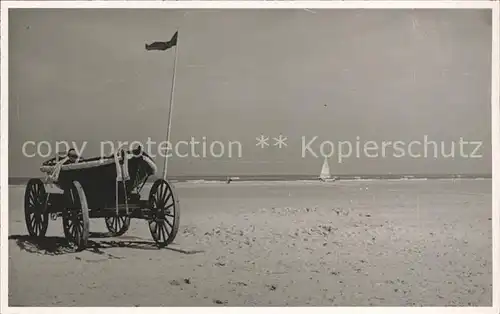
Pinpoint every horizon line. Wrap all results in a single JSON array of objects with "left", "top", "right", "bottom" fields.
[{"left": 8, "top": 173, "right": 493, "bottom": 185}]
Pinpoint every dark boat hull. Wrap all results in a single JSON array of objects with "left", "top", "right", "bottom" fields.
[{"left": 41, "top": 154, "right": 157, "bottom": 209}]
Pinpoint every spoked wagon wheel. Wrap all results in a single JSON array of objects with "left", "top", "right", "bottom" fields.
[
  {"left": 104, "top": 216, "right": 131, "bottom": 237},
  {"left": 62, "top": 181, "right": 90, "bottom": 251},
  {"left": 24, "top": 178, "right": 49, "bottom": 237},
  {"left": 148, "top": 179, "right": 180, "bottom": 247}
]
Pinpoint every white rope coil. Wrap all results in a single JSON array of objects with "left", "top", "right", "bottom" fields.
[
  {"left": 113, "top": 144, "right": 130, "bottom": 215},
  {"left": 113, "top": 144, "right": 131, "bottom": 182},
  {"left": 45, "top": 156, "right": 70, "bottom": 183}
]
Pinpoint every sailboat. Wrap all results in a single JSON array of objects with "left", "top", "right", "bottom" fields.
[{"left": 319, "top": 157, "right": 335, "bottom": 182}]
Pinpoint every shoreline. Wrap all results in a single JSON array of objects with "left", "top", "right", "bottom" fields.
[{"left": 7, "top": 175, "right": 492, "bottom": 186}]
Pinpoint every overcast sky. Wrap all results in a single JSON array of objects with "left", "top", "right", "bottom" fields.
[{"left": 8, "top": 9, "right": 492, "bottom": 177}]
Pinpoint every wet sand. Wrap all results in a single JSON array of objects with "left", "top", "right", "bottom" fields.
[{"left": 7, "top": 179, "right": 492, "bottom": 306}]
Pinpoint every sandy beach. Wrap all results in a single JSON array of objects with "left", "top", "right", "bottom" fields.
[{"left": 7, "top": 179, "right": 492, "bottom": 306}]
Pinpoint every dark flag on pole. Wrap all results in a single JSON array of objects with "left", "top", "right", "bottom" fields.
[{"left": 145, "top": 31, "right": 178, "bottom": 51}]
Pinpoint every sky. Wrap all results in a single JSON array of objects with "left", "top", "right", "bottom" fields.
[{"left": 8, "top": 9, "right": 492, "bottom": 178}]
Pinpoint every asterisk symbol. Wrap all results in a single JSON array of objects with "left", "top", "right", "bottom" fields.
[
  {"left": 256, "top": 134, "right": 269, "bottom": 148},
  {"left": 273, "top": 134, "right": 288, "bottom": 148}
]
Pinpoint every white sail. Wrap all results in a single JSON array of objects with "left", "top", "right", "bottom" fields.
[{"left": 319, "top": 157, "right": 331, "bottom": 180}]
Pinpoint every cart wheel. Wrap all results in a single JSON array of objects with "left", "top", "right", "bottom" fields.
[
  {"left": 62, "top": 181, "right": 90, "bottom": 251},
  {"left": 24, "top": 178, "right": 49, "bottom": 237},
  {"left": 104, "top": 216, "right": 131, "bottom": 236},
  {"left": 147, "top": 179, "right": 180, "bottom": 247}
]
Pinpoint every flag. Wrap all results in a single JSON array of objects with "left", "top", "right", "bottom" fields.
[{"left": 145, "top": 31, "right": 178, "bottom": 51}]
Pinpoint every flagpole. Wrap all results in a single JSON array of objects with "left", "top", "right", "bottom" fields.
[{"left": 163, "top": 29, "right": 179, "bottom": 180}]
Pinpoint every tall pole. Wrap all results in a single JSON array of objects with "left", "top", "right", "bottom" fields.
[{"left": 163, "top": 29, "right": 179, "bottom": 180}]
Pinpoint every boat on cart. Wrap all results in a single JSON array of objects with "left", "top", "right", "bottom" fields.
[{"left": 24, "top": 145, "right": 180, "bottom": 251}]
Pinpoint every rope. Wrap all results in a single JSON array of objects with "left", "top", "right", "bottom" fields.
[
  {"left": 115, "top": 177, "right": 119, "bottom": 216},
  {"left": 114, "top": 148, "right": 123, "bottom": 182},
  {"left": 123, "top": 153, "right": 130, "bottom": 181},
  {"left": 113, "top": 144, "right": 130, "bottom": 181},
  {"left": 45, "top": 156, "right": 70, "bottom": 183},
  {"left": 113, "top": 144, "right": 130, "bottom": 216},
  {"left": 122, "top": 152, "right": 130, "bottom": 215}
]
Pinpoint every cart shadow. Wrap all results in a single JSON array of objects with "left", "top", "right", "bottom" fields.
[
  {"left": 9, "top": 234, "right": 205, "bottom": 257},
  {"left": 9, "top": 234, "right": 76, "bottom": 255}
]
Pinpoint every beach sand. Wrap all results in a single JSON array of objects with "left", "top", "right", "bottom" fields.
[{"left": 7, "top": 179, "right": 492, "bottom": 306}]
